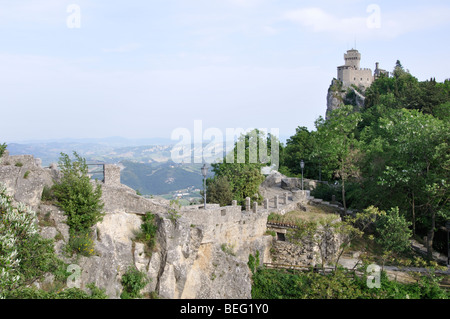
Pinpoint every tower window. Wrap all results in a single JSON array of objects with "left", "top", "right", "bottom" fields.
[{"left": 277, "top": 233, "right": 286, "bottom": 241}]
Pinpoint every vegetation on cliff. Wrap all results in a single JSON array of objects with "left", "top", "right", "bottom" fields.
[{"left": 51, "top": 152, "right": 105, "bottom": 256}]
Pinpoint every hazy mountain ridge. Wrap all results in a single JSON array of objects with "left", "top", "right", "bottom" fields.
[{"left": 6, "top": 140, "right": 216, "bottom": 196}]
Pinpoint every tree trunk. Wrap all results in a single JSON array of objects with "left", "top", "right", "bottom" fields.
[
  {"left": 426, "top": 209, "right": 436, "bottom": 260},
  {"left": 341, "top": 177, "right": 347, "bottom": 213},
  {"left": 412, "top": 192, "right": 416, "bottom": 237}
]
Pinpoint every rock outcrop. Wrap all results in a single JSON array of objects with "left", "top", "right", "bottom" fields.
[
  {"left": 0, "top": 151, "right": 58, "bottom": 209},
  {"left": 326, "top": 79, "right": 366, "bottom": 119}
]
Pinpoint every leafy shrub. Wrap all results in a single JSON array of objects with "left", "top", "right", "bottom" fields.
[
  {"left": 0, "top": 183, "right": 67, "bottom": 297},
  {"left": 134, "top": 212, "right": 158, "bottom": 256},
  {"left": 15, "top": 233, "right": 68, "bottom": 286},
  {"left": 41, "top": 185, "right": 55, "bottom": 202},
  {"left": 0, "top": 143, "right": 6, "bottom": 158},
  {"left": 120, "top": 266, "right": 149, "bottom": 299},
  {"left": 52, "top": 152, "right": 104, "bottom": 235},
  {"left": 247, "top": 251, "right": 260, "bottom": 275},
  {"left": 66, "top": 231, "right": 96, "bottom": 257}
]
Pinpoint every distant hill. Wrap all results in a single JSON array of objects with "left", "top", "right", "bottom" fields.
[
  {"left": 120, "top": 161, "right": 206, "bottom": 195},
  {"left": 6, "top": 141, "right": 215, "bottom": 196},
  {"left": 6, "top": 143, "right": 174, "bottom": 166}
]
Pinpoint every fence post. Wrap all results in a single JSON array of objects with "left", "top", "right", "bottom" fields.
[
  {"left": 264, "top": 198, "right": 269, "bottom": 210},
  {"left": 245, "top": 197, "right": 251, "bottom": 211}
]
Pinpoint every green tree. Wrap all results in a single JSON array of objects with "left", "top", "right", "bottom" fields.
[
  {"left": 393, "top": 60, "right": 406, "bottom": 79},
  {"left": 52, "top": 152, "right": 105, "bottom": 237},
  {"left": 279, "top": 126, "right": 321, "bottom": 179},
  {"left": 375, "top": 207, "right": 412, "bottom": 254},
  {"left": 205, "top": 175, "right": 233, "bottom": 207},
  {"left": 360, "top": 108, "right": 450, "bottom": 257},
  {"left": 315, "top": 105, "right": 362, "bottom": 212},
  {"left": 210, "top": 129, "right": 271, "bottom": 207}
]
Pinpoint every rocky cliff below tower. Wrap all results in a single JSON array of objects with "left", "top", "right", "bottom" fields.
[{"left": 326, "top": 79, "right": 366, "bottom": 119}]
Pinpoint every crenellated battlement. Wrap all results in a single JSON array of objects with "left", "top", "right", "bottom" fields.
[{"left": 337, "top": 49, "right": 386, "bottom": 89}]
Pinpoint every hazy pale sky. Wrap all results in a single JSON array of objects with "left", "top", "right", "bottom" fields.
[{"left": 1, "top": 0, "right": 449, "bottom": 143}]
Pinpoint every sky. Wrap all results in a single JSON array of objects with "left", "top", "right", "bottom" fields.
[{"left": 1, "top": 0, "right": 449, "bottom": 144}]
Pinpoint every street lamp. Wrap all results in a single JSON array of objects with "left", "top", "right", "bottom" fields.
[
  {"left": 318, "top": 157, "right": 322, "bottom": 182},
  {"left": 300, "top": 160, "right": 305, "bottom": 190},
  {"left": 201, "top": 164, "right": 209, "bottom": 209},
  {"left": 446, "top": 221, "right": 450, "bottom": 266}
]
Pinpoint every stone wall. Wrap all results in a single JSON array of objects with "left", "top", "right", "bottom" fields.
[
  {"left": 281, "top": 177, "right": 321, "bottom": 191},
  {"left": 104, "top": 164, "right": 121, "bottom": 186},
  {"left": 268, "top": 221, "right": 343, "bottom": 267},
  {"left": 100, "top": 181, "right": 168, "bottom": 215},
  {"left": 180, "top": 204, "right": 273, "bottom": 264}
]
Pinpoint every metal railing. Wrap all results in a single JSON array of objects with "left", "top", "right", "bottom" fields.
[{"left": 87, "top": 164, "right": 105, "bottom": 182}]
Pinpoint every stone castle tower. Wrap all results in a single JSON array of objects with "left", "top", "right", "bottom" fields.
[
  {"left": 327, "top": 49, "right": 389, "bottom": 118},
  {"left": 337, "top": 49, "right": 374, "bottom": 88},
  {"left": 337, "top": 49, "right": 388, "bottom": 89}
]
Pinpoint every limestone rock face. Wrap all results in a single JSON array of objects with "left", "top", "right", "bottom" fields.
[
  {"left": 181, "top": 243, "right": 252, "bottom": 299},
  {"left": 281, "top": 178, "right": 301, "bottom": 191},
  {"left": 326, "top": 80, "right": 345, "bottom": 118},
  {"left": 326, "top": 79, "right": 366, "bottom": 119},
  {"left": 147, "top": 213, "right": 255, "bottom": 299},
  {"left": 81, "top": 211, "right": 143, "bottom": 298},
  {"left": 261, "top": 171, "right": 286, "bottom": 188},
  {"left": 0, "top": 153, "right": 56, "bottom": 209}
]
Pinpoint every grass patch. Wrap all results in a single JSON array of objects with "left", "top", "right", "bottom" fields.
[
  {"left": 221, "top": 243, "right": 236, "bottom": 256},
  {"left": 268, "top": 206, "right": 340, "bottom": 225}
]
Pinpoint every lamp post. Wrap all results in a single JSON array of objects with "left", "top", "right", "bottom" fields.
[
  {"left": 446, "top": 221, "right": 450, "bottom": 266},
  {"left": 319, "top": 158, "right": 322, "bottom": 182},
  {"left": 201, "top": 164, "right": 209, "bottom": 209},
  {"left": 300, "top": 160, "right": 305, "bottom": 191}
]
